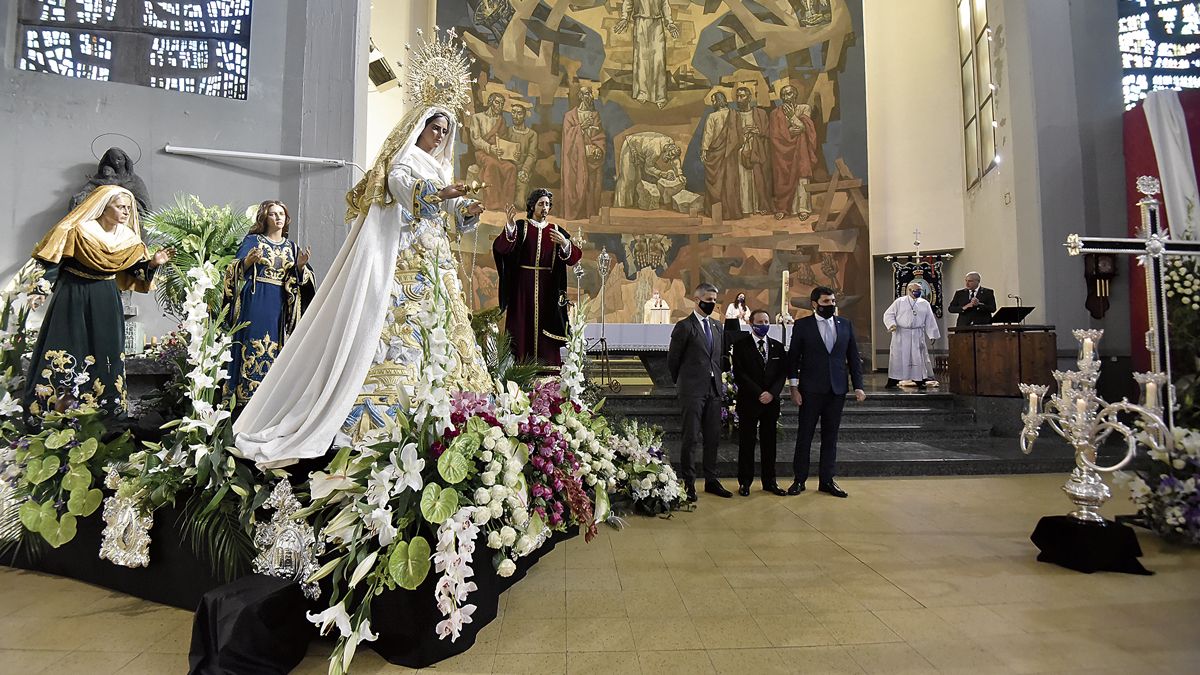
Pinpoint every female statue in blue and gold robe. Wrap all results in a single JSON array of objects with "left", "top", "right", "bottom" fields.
[{"left": 221, "top": 200, "right": 315, "bottom": 405}]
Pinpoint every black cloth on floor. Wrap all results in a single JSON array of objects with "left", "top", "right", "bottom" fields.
[
  {"left": 189, "top": 573, "right": 316, "bottom": 675},
  {"left": 1029, "top": 515, "right": 1153, "bottom": 575}
]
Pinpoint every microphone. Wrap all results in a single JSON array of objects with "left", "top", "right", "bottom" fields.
[{"left": 1008, "top": 293, "right": 1022, "bottom": 307}]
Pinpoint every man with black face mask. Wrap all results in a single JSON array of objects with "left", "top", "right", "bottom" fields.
[
  {"left": 668, "top": 282, "right": 731, "bottom": 501},
  {"left": 731, "top": 309, "right": 789, "bottom": 496},
  {"left": 785, "top": 286, "right": 865, "bottom": 498}
]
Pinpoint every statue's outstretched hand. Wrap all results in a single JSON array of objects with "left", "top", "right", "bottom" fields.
[{"left": 505, "top": 204, "right": 518, "bottom": 229}]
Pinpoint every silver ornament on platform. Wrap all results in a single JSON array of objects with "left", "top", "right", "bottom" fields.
[
  {"left": 99, "top": 494, "right": 154, "bottom": 568},
  {"left": 252, "top": 480, "right": 324, "bottom": 600}
]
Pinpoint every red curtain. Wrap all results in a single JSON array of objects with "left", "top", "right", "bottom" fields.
[{"left": 1121, "top": 90, "right": 1200, "bottom": 370}]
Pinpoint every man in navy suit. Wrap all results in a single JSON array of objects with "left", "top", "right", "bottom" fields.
[
  {"left": 668, "top": 282, "right": 732, "bottom": 502},
  {"left": 731, "top": 309, "right": 789, "bottom": 496},
  {"left": 786, "top": 286, "right": 866, "bottom": 497}
]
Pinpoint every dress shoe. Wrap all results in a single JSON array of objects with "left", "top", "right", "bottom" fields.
[
  {"left": 738, "top": 485, "right": 751, "bottom": 497},
  {"left": 705, "top": 481, "right": 733, "bottom": 498},
  {"left": 685, "top": 485, "right": 698, "bottom": 502},
  {"left": 786, "top": 481, "right": 806, "bottom": 495},
  {"left": 818, "top": 481, "right": 848, "bottom": 498},
  {"left": 763, "top": 484, "right": 788, "bottom": 496}
]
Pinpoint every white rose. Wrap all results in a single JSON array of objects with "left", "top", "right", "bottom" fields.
[
  {"left": 500, "top": 526, "right": 517, "bottom": 546},
  {"left": 488, "top": 460, "right": 502, "bottom": 473},
  {"left": 501, "top": 472, "right": 517, "bottom": 488},
  {"left": 481, "top": 471, "right": 496, "bottom": 486},
  {"left": 489, "top": 500, "right": 504, "bottom": 518},
  {"left": 487, "top": 530, "right": 503, "bottom": 549},
  {"left": 481, "top": 450, "right": 494, "bottom": 462},
  {"left": 640, "top": 477, "right": 654, "bottom": 490},
  {"left": 514, "top": 535, "right": 533, "bottom": 554},
  {"left": 474, "top": 487, "right": 492, "bottom": 505},
  {"left": 490, "top": 485, "right": 508, "bottom": 501},
  {"left": 497, "top": 558, "right": 517, "bottom": 577},
  {"left": 617, "top": 469, "right": 627, "bottom": 480},
  {"left": 483, "top": 436, "right": 497, "bottom": 450},
  {"left": 512, "top": 508, "right": 529, "bottom": 526},
  {"left": 472, "top": 508, "right": 491, "bottom": 525}
]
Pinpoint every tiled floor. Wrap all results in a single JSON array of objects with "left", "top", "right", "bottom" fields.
[{"left": 2, "top": 474, "right": 1199, "bottom": 674}]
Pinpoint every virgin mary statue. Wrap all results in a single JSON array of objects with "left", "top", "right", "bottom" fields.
[{"left": 233, "top": 104, "right": 491, "bottom": 469}]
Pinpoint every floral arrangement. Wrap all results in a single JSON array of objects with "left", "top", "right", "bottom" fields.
[
  {"left": 608, "top": 419, "right": 684, "bottom": 516},
  {"left": 1116, "top": 425, "right": 1200, "bottom": 545},
  {"left": 721, "top": 370, "right": 739, "bottom": 435},
  {"left": 559, "top": 299, "right": 588, "bottom": 408},
  {"left": 1165, "top": 257, "right": 1200, "bottom": 427},
  {"left": 0, "top": 260, "right": 49, "bottom": 392}
]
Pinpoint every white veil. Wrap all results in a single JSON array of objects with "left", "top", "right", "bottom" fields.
[{"left": 232, "top": 106, "right": 458, "bottom": 469}]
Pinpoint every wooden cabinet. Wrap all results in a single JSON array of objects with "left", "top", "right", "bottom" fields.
[{"left": 948, "top": 325, "right": 1057, "bottom": 396}]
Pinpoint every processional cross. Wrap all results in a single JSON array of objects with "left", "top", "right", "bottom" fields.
[{"left": 1065, "top": 176, "right": 1200, "bottom": 427}]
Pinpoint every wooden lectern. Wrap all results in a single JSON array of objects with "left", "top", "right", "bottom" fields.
[{"left": 948, "top": 325, "right": 1057, "bottom": 396}]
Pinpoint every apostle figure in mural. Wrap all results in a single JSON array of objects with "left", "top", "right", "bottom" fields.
[
  {"left": 25, "top": 185, "right": 172, "bottom": 417},
  {"left": 508, "top": 102, "right": 539, "bottom": 207},
  {"left": 494, "top": 188, "right": 583, "bottom": 367},
  {"left": 469, "top": 90, "right": 517, "bottom": 209},
  {"left": 560, "top": 81, "right": 606, "bottom": 220},
  {"left": 769, "top": 85, "right": 819, "bottom": 220},
  {"left": 882, "top": 282, "right": 941, "bottom": 390},
  {"left": 614, "top": 132, "right": 684, "bottom": 210},
  {"left": 221, "top": 200, "right": 315, "bottom": 406},
  {"left": 700, "top": 89, "right": 732, "bottom": 217},
  {"left": 725, "top": 86, "right": 772, "bottom": 218},
  {"left": 234, "top": 104, "right": 490, "bottom": 469},
  {"left": 613, "top": 0, "right": 680, "bottom": 108},
  {"left": 71, "top": 147, "right": 151, "bottom": 214}
]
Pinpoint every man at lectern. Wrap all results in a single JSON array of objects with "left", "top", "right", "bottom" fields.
[
  {"left": 947, "top": 271, "right": 997, "bottom": 327},
  {"left": 643, "top": 289, "right": 671, "bottom": 324}
]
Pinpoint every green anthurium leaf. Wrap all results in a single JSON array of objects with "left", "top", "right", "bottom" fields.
[
  {"left": 22, "top": 437, "right": 45, "bottom": 459},
  {"left": 594, "top": 487, "right": 611, "bottom": 524},
  {"left": 388, "top": 536, "right": 432, "bottom": 590},
  {"left": 437, "top": 449, "right": 470, "bottom": 485},
  {"left": 42, "top": 511, "right": 78, "bottom": 550},
  {"left": 449, "top": 432, "right": 481, "bottom": 458},
  {"left": 25, "top": 455, "right": 61, "bottom": 485},
  {"left": 67, "top": 488, "right": 104, "bottom": 517},
  {"left": 18, "top": 500, "right": 44, "bottom": 532},
  {"left": 466, "top": 416, "right": 491, "bottom": 435},
  {"left": 60, "top": 464, "right": 92, "bottom": 492},
  {"left": 67, "top": 437, "right": 99, "bottom": 464},
  {"left": 44, "top": 428, "right": 75, "bottom": 450},
  {"left": 420, "top": 484, "right": 459, "bottom": 525}
]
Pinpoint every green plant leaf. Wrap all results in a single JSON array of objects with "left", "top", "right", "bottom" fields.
[
  {"left": 68, "top": 437, "right": 99, "bottom": 464},
  {"left": 437, "top": 449, "right": 470, "bottom": 484},
  {"left": 61, "top": 464, "right": 92, "bottom": 492},
  {"left": 42, "top": 513, "right": 77, "bottom": 548},
  {"left": 18, "top": 500, "right": 46, "bottom": 532},
  {"left": 44, "top": 428, "right": 75, "bottom": 449},
  {"left": 388, "top": 536, "right": 432, "bottom": 590},
  {"left": 25, "top": 455, "right": 60, "bottom": 485},
  {"left": 420, "top": 484, "right": 459, "bottom": 524},
  {"left": 67, "top": 488, "right": 104, "bottom": 517}
]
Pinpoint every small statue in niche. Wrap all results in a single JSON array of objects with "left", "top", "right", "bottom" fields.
[{"left": 71, "top": 147, "right": 151, "bottom": 214}]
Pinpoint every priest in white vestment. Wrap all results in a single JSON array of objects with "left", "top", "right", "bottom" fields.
[{"left": 883, "top": 282, "right": 940, "bottom": 389}]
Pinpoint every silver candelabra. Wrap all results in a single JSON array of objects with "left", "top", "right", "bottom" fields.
[{"left": 1020, "top": 329, "right": 1173, "bottom": 523}]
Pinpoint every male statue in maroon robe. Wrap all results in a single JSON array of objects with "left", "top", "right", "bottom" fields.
[
  {"left": 769, "top": 84, "right": 820, "bottom": 219},
  {"left": 722, "top": 86, "right": 772, "bottom": 219},
  {"left": 560, "top": 83, "right": 606, "bottom": 220},
  {"left": 493, "top": 188, "right": 584, "bottom": 366}
]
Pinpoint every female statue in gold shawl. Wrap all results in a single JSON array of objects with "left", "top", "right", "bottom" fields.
[{"left": 24, "top": 185, "right": 172, "bottom": 417}]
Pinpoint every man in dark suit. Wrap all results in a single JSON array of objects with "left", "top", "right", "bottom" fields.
[
  {"left": 668, "top": 282, "right": 732, "bottom": 501},
  {"left": 786, "top": 286, "right": 866, "bottom": 498},
  {"left": 731, "top": 309, "right": 789, "bottom": 496},
  {"left": 947, "top": 271, "right": 997, "bottom": 327}
]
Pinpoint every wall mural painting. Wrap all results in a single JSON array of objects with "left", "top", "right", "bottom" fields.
[{"left": 442, "top": 0, "right": 869, "bottom": 342}]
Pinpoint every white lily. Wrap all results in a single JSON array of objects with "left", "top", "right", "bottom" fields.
[
  {"left": 393, "top": 443, "right": 425, "bottom": 494},
  {"left": 306, "top": 601, "right": 353, "bottom": 637}
]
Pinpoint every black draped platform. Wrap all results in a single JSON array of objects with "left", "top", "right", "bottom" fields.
[
  {"left": 1030, "top": 515, "right": 1152, "bottom": 575},
  {"left": 3, "top": 495, "right": 578, "bottom": 670}
]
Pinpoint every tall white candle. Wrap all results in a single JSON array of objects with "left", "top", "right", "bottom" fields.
[
  {"left": 1076, "top": 398, "right": 1087, "bottom": 416},
  {"left": 1081, "top": 338, "right": 1094, "bottom": 361},
  {"left": 1146, "top": 381, "right": 1158, "bottom": 406},
  {"left": 1029, "top": 392, "right": 1038, "bottom": 414}
]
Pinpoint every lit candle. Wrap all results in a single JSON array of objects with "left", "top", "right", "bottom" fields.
[
  {"left": 1028, "top": 392, "right": 1038, "bottom": 414},
  {"left": 1076, "top": 398, "right": 1087, "bottom": 416},
  {"left": 1081, "top": 338, "right": 1094, "bottom": 361},
  {"left": 1061, "top": 380, "right": 1072, "bottom": 398},
  {"left": 1146, "top": 381, "right": 1158, "bottom": 406}
]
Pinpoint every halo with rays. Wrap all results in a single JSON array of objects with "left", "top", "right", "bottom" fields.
[{"left": 403, "top": 26, "right": 477, "bottom": 117}]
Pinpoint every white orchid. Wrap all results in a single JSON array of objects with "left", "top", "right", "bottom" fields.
[
  {"left": 392, "top": 443, "right": 425, "bottom": 494},
  {"left": 0, "top": 391, "right": 22, "bottom": 419},
  {"left": 363, "top": 505, "right": 398, "bottom": 546}
]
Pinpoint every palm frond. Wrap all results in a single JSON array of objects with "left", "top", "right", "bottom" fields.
[
  {"left": 143, "top": 195, "right": 251, "bottom": 320},
  {"left": 0, "top": 486, "right": 46, "bottom": 565},
  {"left": 179, "top": 489, "right": 254, "bottom": 583}
]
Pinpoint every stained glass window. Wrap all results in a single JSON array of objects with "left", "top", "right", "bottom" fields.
[
  {"left": 16, "top": 0, "right": 252, "bottom": 100},
  {"left": 1119, "top": 0, "right": 1200, "bottom": 110}
]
